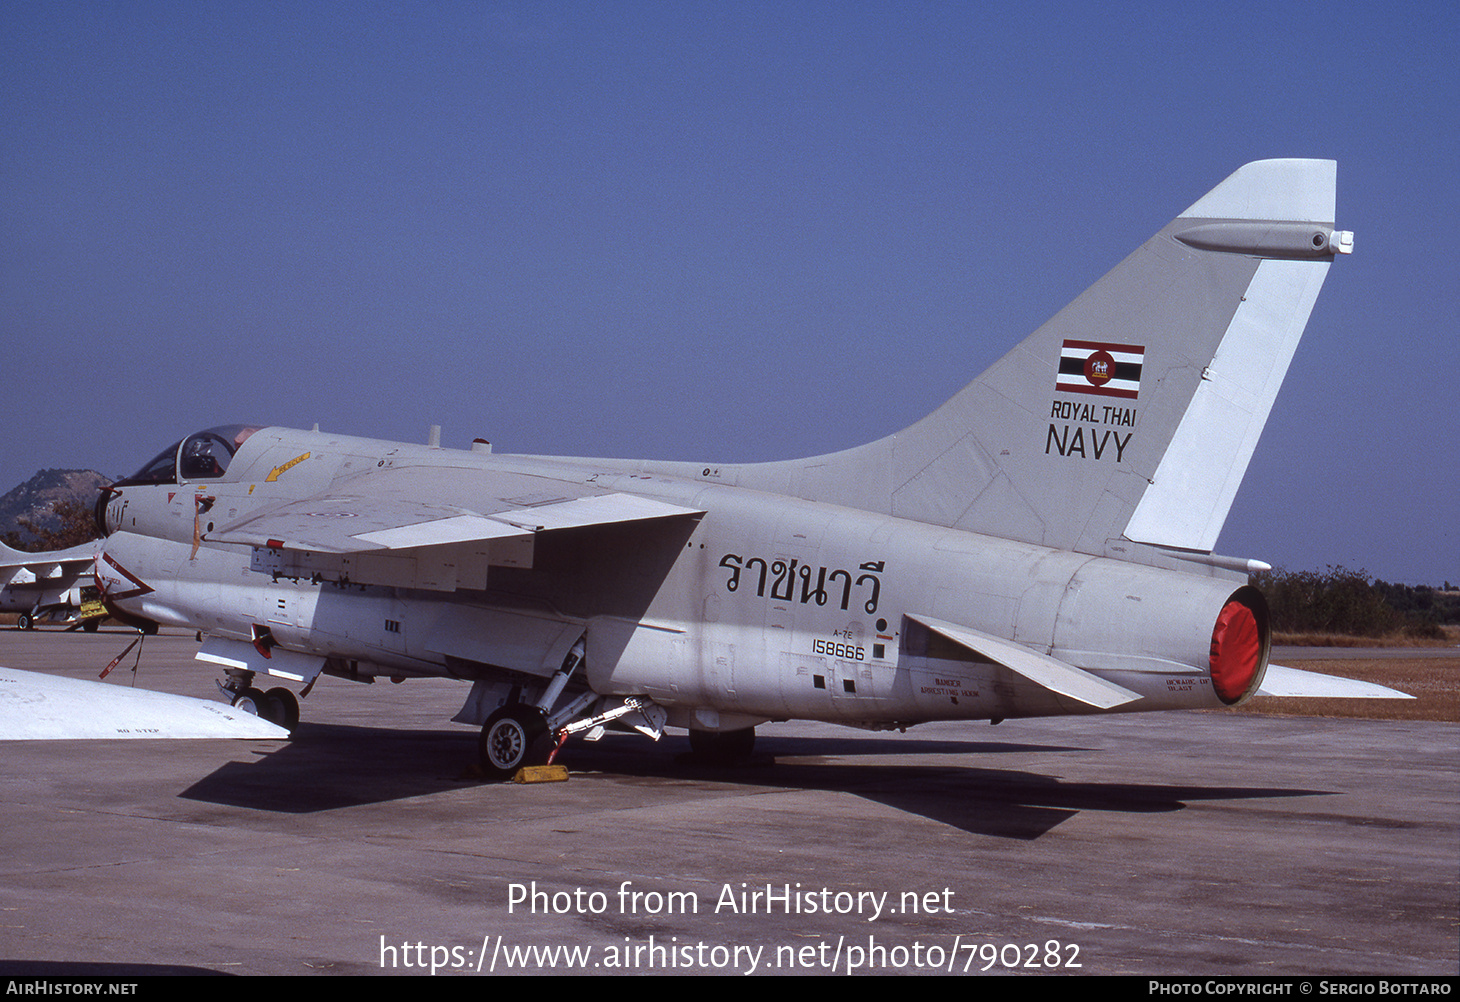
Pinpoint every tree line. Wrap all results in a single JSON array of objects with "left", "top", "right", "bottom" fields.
[
  {"left": 1252, "top": 565, "right": 1457, "bottom": 639},
  {"left": 1, "top": 500, "right": 99, "bottom": 552}
]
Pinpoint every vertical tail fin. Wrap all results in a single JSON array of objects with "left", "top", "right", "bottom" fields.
[{"left": 734, "top": 160, "right": 1351, "bottom": 558}]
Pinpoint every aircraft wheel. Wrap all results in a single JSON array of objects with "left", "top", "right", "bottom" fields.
[
  {"left": 264, "top": 687, "right": 300, "bottom": 731},
  {"left": 16, "top": 613, "right": 33, "bottom": 631},
  {"left": 82, "top": 619, "right": 100, "bottom": 633},
  {"left": 479, "top": 706, "right": 552, "bottom": 779},
  {"left": 231, "top": 687, "right": 269, "bottom": 717},
  {"left": 688, "top": 726, "right": 756, "bottom": 764}
]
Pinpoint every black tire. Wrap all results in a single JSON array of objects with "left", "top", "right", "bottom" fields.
[
  {"left": 82, "top": 619, "right": 100, "bottom": 633},
  {"left": 479, "top": 706, "right": 553, "bottom": 779},
  {"left": 264, "top": 687, "right": 300, "bottom": 731},
  {"left": 688, "top": 727, "right": 756, "bottom": 764},
  {"left": 16, "top": 613, "right": 33, "bottom": 631}
]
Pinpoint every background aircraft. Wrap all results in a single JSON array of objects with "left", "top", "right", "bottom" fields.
[
  {"left": 89, "top": 160, "right": 1404, "bottom": 777},
  {"left": 0, "top": 539, "right": 102, "bottom": 631}
]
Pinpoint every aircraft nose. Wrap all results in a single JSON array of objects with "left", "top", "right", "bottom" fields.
[{"left": 94, "top": 486, "right": 119, "bottom": 537}]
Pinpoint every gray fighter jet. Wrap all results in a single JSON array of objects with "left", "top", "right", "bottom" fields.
[
  {"left": 90, "top": 160, "right": 1402, "bottom": 777},
  {"left": 1, "top": 539, "right": 101, "bottom": 631}
]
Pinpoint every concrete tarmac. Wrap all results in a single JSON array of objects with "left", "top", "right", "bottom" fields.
[{"left": 0, "top": 630, "right": 1455, "bottom": 976}]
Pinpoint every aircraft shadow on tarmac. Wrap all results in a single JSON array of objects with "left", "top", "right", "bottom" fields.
[{"left": 179, "top": 723, "right": 1332, "bottom": 840}]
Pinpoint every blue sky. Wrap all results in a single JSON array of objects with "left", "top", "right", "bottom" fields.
[{"left": 3, "top": 1, "right": 1456, "bottom": 584}]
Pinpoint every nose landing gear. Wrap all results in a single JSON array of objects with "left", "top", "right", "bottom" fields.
[{"left": 221, "top": 670, "right": 300, "bottom": 732}]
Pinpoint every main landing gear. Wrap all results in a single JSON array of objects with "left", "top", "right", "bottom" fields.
[
  {"left": 476, "top": 639, "right": 584, "bottom": 780},
  {"left": 478, "top": 704, "right": 556, "bottom": 779}
]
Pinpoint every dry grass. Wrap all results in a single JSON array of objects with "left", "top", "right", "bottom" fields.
[{"left": 1274, "top": 628, "right": 1458, "bottom": 648}]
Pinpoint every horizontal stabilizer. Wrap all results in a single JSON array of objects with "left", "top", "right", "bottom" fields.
[
  {"left": 0, "top": 666, "right": 289, "bottom": 739},
  {"left": 908, "top": 614, "right": 1142, "bottom": 709},
  {"left": 1256, "top": 664, "right": 1412, "bottom": 700}
]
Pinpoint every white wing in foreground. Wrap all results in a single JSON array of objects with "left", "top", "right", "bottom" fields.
[{"left": 0, "top": 666, "right": 289, "bottom": 739}]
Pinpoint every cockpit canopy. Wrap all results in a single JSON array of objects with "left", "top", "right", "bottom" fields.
[{"left": 118, "top": 425, "right": 264, "bottom": 486}]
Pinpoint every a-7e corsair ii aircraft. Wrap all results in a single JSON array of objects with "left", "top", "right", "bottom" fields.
[
  {"left": 1, "top": 539, "right": 102, "bottom": 631},
  {"left": 92, "top": 160, "right": 1401, "bottom": 778}
]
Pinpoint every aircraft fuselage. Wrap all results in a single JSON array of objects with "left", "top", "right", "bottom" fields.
[{"left": 96, "top": 426, "right": 1253, "bottom": 733}]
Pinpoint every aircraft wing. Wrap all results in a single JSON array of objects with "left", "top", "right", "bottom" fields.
[
  {"left": 1256, "top": 664, "right": 1412, "bottom": 700},
  {"left": 207, "top": 466, "right": 704, "bottom": 591},
  {"left": 0, "top": 666, "right": 288, "bottom": 739},
  {"left": 0, "top": 541, "right": 100, "bottom": 624},
  {"left": 0, "top": 540, "right": 99, "bottom": 579}
]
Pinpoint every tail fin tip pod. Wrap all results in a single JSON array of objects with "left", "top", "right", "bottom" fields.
[{"left": 742, "top": 160, "right": 1352, "bottom": 561}]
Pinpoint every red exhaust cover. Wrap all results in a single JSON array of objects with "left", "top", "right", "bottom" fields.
[{"left": 1209, "top": 599, "right": 1261, "bottom": 704}]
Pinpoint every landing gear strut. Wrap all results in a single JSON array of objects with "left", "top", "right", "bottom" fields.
[{"left": 476, "top": 639, "right": 588, "bottom": 779}]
